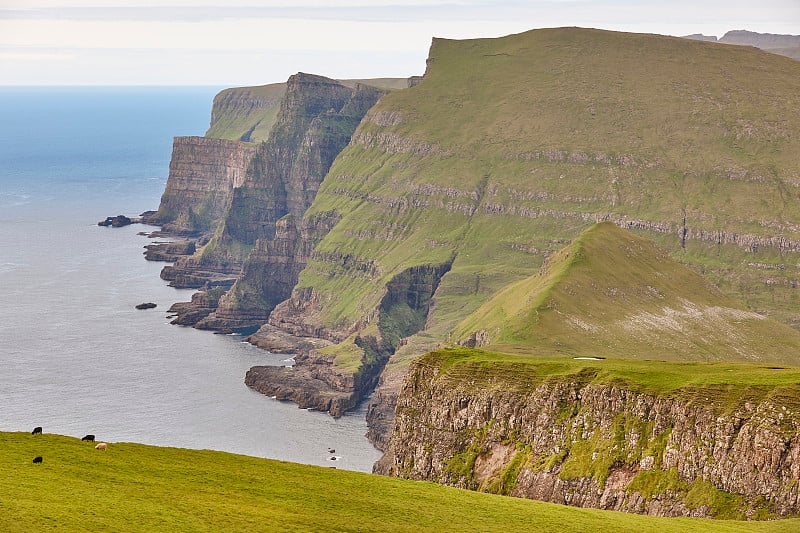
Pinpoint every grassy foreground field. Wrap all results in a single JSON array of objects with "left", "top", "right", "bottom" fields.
[{"left": 2, "top": 432, "right": 798, "bottom": 532}]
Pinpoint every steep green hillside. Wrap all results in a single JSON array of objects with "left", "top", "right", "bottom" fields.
[
  {"left": 455, "top": 222, "right": 800, "bottom": 363},
  {"left": 281, "top": 27, "right": 800, "bottom": 374},
  {"left": 3, "top": 432, "right": 797, "bottom": 532}
]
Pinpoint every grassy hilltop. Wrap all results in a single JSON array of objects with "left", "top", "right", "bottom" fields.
[
  {"left": 455, "top": 221, "right": 800, "bottom": 363},
  {"left": 3, "top": 431, "right": 798, "bottom": 532}
]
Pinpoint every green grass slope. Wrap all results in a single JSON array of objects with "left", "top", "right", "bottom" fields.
[
  {"left": 205, "top": 83, "right": 287, "bottom": 142},
  {"left": 455, "top": 222, "right": 800, "bottom": 364},
  {"left": 422, "top": 347, "right": 800, "bottom": 410},
  {"left": 289, "top": 27, "right": 800, "bottom": 376},
  {"left": 2, "top": 431, "right": 798, "bottom": 532}
]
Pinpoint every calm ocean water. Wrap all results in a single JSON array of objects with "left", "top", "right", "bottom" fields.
[{"left": 0, "top": 87, "right": 381, "bottom": 471}]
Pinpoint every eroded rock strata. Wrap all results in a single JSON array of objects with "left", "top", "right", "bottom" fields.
[
  {"left": 378, "top": 350, "right": 800, "bottom": 519},
  {"left": 163, "top": 74, "right": 388, "bottom": 321},
  {"left": 143, "top": 240, "right": 196, "bottom": 262},
  {"left": 193, "top": 78, "right": 388, "bottom": 331},
  {"left": 143, "top": 136, "right": 256, "bottom": 236}
]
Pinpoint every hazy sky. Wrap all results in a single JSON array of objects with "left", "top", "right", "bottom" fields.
[{"left": 1, "top": 0, "right": 798, "bottom": 86}]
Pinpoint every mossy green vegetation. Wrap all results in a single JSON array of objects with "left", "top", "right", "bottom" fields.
[
  {"left": 627, "top": 467, "right": 684, "bottom": 499},
  {"left": 5, "top": 432, "right": 798, "bottom": 532},
  {"left": 205, "top": 83, "right": 287, "bottom": 142},
  {"left": 686, "top": 479, "right": 746, "bottom": 520}
]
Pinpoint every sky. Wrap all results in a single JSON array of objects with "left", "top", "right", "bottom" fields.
[{"left": 1, "top": 0, "right": 798, "bottom": 86}]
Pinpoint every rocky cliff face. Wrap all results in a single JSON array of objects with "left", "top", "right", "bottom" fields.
[
  {"left": 196, "top": 212, "right": 339, "bottom": 331},
  {"left": 143, "top": 136, "right": 256, "bottom": 235},
  {"left": 379, "top": 350, "right": 800, "bottom": 519},
  {"left": 185, "top": 76, "right": 389, "bottom": 331}
]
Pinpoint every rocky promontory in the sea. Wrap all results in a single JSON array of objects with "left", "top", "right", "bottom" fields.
[{"left": 137, "top": 27, "right": 800, "bottom": 518}]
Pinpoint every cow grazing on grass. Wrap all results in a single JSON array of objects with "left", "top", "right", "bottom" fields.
[
  {"left": 95, "top": 442, "right": 107, "bottom": 451},
  {"left": 32, "top": 456, "right": 42, "bottom": 464},
  {"left": 31, "top": 426, "right": 42, "bottom": 435},
  {"left": 82, "top": 434, "right": 95, "bottom": 442}
]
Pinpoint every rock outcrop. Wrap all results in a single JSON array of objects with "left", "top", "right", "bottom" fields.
[
  {"left": 379, "top": 350, "right": 800, "bottom": 519},
  {"left": 245, "top": 345, "right": 384, "bottom": 417},
  {"left": 98, "top": 215, "right": 134, "bottom": 227},
  {"left": 143, "top": 240, "right": 196, "bottom": 262}
]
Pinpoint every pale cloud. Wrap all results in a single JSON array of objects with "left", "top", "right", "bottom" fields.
[
  {"left": 0, "top": 51, "right": 75, "bottom": 62},
  {"left": 0, "top": 17, "right": 540, "bottom": 51},
  {"left": 0, "top": 0, "right": 797, "bottom": 85}
]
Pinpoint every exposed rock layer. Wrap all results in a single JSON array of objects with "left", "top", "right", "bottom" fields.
[
  {"left": 379, "top": 351, "right": 800, "bottom": 519},
  {"left": 143, "top": 136, "right": 256, "bottom": 235}
]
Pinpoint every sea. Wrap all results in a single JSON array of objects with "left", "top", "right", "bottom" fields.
[{"left": 0, "top": 86, "right": 382, "bottom": 472}]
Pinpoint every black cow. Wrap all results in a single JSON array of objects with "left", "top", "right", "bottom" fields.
[
  {"left": 31, "top": 426, "right": 42, "bottom": 435},
  {"left": 32, "top": 456, "right": 42, "bottom": 464},
  {"left": 81, "top": 434, "right": 95, "bottom": 442}
]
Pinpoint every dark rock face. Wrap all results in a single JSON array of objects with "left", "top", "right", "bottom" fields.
[
  {"left": 166, "top": 285, "right": 230, "bottom": 326},
  {"left": 143, "top": 240, "right": 196, "bottom": 262},
  {"left": 244, "top": 337, "right": 387, "bottom": 418},
  {"left": 160, "top": 257, "right": 241, "bottom": 289},
  {"left": 135, "top": 302, "right": 157, "bottom": 310},
  {"left": 98, "top": 215, "right": 133, "bottom": 227},
  {"left": 245, "top": 262, "right": 452, "bottom": 423}
]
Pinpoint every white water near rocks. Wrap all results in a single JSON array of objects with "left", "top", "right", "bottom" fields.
[{"left": 0, "top": 87, "right": 381, "bottom": 471}]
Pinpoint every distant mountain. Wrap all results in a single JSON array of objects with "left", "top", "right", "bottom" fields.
[{"left": 684, "top": 30, "right": 800, "bottom": 60}]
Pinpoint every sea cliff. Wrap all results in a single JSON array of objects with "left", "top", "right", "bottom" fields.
[{"left": 142, "top": 137, "right": 256, "bottom": 236}]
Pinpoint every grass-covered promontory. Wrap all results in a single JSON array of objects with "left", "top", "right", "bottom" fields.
[
  {"left": 455, "top": 222, "right": 800, "bottom": 364},
  {"left": 3, "top": 431, "right": 799, "bottom": 532},
  {"left": 205, "top": 78, "right": 409, "bottom": 143}
]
